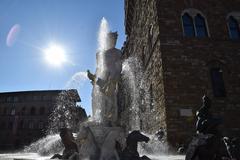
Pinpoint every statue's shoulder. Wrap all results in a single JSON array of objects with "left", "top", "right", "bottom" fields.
[
  {"left": 113, "top": 48, "right": 122, "bottom": 53},
  {"left": 105, "top": 48, "right": 122, "bottom": 57}
]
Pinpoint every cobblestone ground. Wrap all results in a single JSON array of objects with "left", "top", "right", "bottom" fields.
[{"left": 0, "top": 153, "right": 185, "bottom": 160}]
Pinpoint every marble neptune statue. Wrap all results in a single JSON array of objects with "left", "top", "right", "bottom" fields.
[{"left": 87, "top": 32, "right": 122, "bottom": 126}]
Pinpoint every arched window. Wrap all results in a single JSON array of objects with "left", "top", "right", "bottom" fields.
[
  {"left": 30, "top": 107, "right": 36, "bottom": 115},
  {"left": 195, "top": 14, "right": 208, "bottom": 37},
  {"left": 228, "top": 16, "right": 240, "bottom": 39},
  {"left": 182, "top": 13, "right": 195, "bottom": 37},
  {"left": 182, "top": 9, "right": 209, "bottom": 38}
]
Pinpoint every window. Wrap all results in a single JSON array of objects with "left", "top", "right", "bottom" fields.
[
  {"left": 228, "top": 16, "right": 240, "bottom": 40},
  {"left": 30, "top": 107, "right": 36, "bottom": 115},
  {"left": 29, "top": 121, "right": 34, "bottom": 129},
  {"left": 33, "top": 95, "right": 41, "bottom": 101},
  {"left": 39, "top": 121, "right": 44, "bottom": 129},
  {"left": 182, "top": 9, "right": 208, "bottom": 38},
  {"left": 13, "top": 96, "right": 19, "bottom": 102},
  {"left": 210, "top": 68, "right": 226, "bottom": 97},
  {"left": 182, "top": 13, "right": 195, "bottom": 37},
  {"left": 21, "top": 107, "right": 26, "bottom": 115},
  {"left": 39, "top": 107, "right": 45, "bottom": 115},
  {"left": 195, "top": 14, "right": 208, "bottom": 37},
  {"left": 10, "top": 108, "right": 15, "bottom": 115},
  {"left": 43, "top": 95, "right": 51, "bottom": 101},
  {"left": 7, "top": 97, "right": 12, "bottom": 102}
]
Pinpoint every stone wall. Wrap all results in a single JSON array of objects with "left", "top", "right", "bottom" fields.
[
  {"left": 121, "top": 0, "right": 240, "bottom": 149},
  {"left": 119, "top": 0, "right": 167, "bottom": 135},
  {"left": 157, "top": 0, "right": 240, "bottom": 147}
]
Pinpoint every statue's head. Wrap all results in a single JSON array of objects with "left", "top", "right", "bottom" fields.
[
  {"left": 106, "top": 31, "right": 118, "bottom": 49},
  {"left": 202, "top": 95, "right": 211, "bottom": 108}
]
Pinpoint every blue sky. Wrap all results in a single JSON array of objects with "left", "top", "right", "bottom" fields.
[{"left": 0, "top": 0, "right": 125, "bottom": 115}]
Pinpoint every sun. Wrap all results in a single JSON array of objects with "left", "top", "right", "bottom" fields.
[{"left": 44, "top": 44, "right": 67, "bottom": 67}]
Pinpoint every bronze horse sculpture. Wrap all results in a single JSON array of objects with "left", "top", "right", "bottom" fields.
[
  {"left": 51, "top": 128, "right": 79, "bottom": 160},
  {"left": 186, "top": 96, "right": 224, "bottom": 160},
  {"left": 117, "top": 130, "right": 151, "bottom": 160}
]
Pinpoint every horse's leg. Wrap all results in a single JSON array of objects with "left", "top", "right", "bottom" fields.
[
  {"left": 114, "top": 150, "right": 120, "bottom": 160},
  {"left": 191, "top": 147, "right": 200, "bottom": 160},
  {"left": 68, "top": 152, "right": 79, "bottom": 160},
  {"left": 50, "top": 154, "right": 63, "bottom": 159},
  {"left": 141, "top": 155, "right": 151, "bottom": 160}
]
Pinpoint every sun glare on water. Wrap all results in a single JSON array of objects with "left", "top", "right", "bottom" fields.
[{"left": 44, "top": 44, "right": 67, "bottom": 67}]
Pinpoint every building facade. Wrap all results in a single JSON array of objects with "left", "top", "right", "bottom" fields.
[
  {"left": 0, "top": 90, "right": 86, "bottom": 150},
  {"left": 119, "top": 0, "right": 240, "bottom": 148}
]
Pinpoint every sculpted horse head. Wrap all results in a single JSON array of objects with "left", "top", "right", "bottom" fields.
[
  {"left": 120, "top": 130, "right": 151, "bottom": 160},
  {"left": 126, "top": 130, "right": 150, "bottom": 147}
]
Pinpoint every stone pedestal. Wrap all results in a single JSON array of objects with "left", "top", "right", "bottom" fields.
[{"left": 89, "top": 126, "right": 125, "bottom": 147}]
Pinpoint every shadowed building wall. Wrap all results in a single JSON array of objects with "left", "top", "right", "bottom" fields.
[
  {"left": 119, "top": 0, "right": 240, "bottom": 149},
  {"left": 0, "top": 90, "right": 87, "bottom": 150}
]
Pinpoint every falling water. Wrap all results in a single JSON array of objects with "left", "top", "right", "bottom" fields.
[
  {"left": 24, "top": 134, "right": 63, "bottom": 156},
  {"left": 122, "top": 57, "right": 173, "bottom": 159},
  {"left": 138, "top": 133, "right": 168, "bottom": 156},
  {"left": 98, "top": 17, "right": 109, "bottom": 52},
  {"left": 97, "top": 17, "right": 109, "bottom": 77},
  {"left": 122, "top": 57, "right": 147, "bottom": 130},
  {"left": 47, "top": 90, "right": 82, "bottom": 133},
  {"left": 92, "top": 17, "right": 110, "bottom": 123}
]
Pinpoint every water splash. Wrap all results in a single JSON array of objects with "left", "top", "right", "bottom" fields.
[
  {"left": 122, "top": 57, "right": 171, "bottom": 157},
  {"left": 138, "top": 133, "right": 169, "bottom": 156},
  {"left": 65, "top": 71, "right": 88, "bottom": 89},
  {"left": 122, "top": 57, "right": 148, "bottom": 130},
  {"left": 47, "top": 90, "right": 83, "bottom": 133},
  {"left": 98, "top": 17, "right": 109, "bottom": 52},
  {"left": 24, "top": 134, "right": 63, "bottom": 156}
]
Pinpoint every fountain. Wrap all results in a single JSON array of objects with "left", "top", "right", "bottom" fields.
[
  {"left": 0, "top": 18, "right": 185, "bottom": 160},
  {"left": 75, "top": 18, "right": 125, "bottom": 160},
  {"left": 88, "top": 19, "right": 122, "bottom": 125}
]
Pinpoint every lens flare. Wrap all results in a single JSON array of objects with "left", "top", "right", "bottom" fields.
[{"left": 6, "top": 24, "right": 21, "bottom": 47}]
